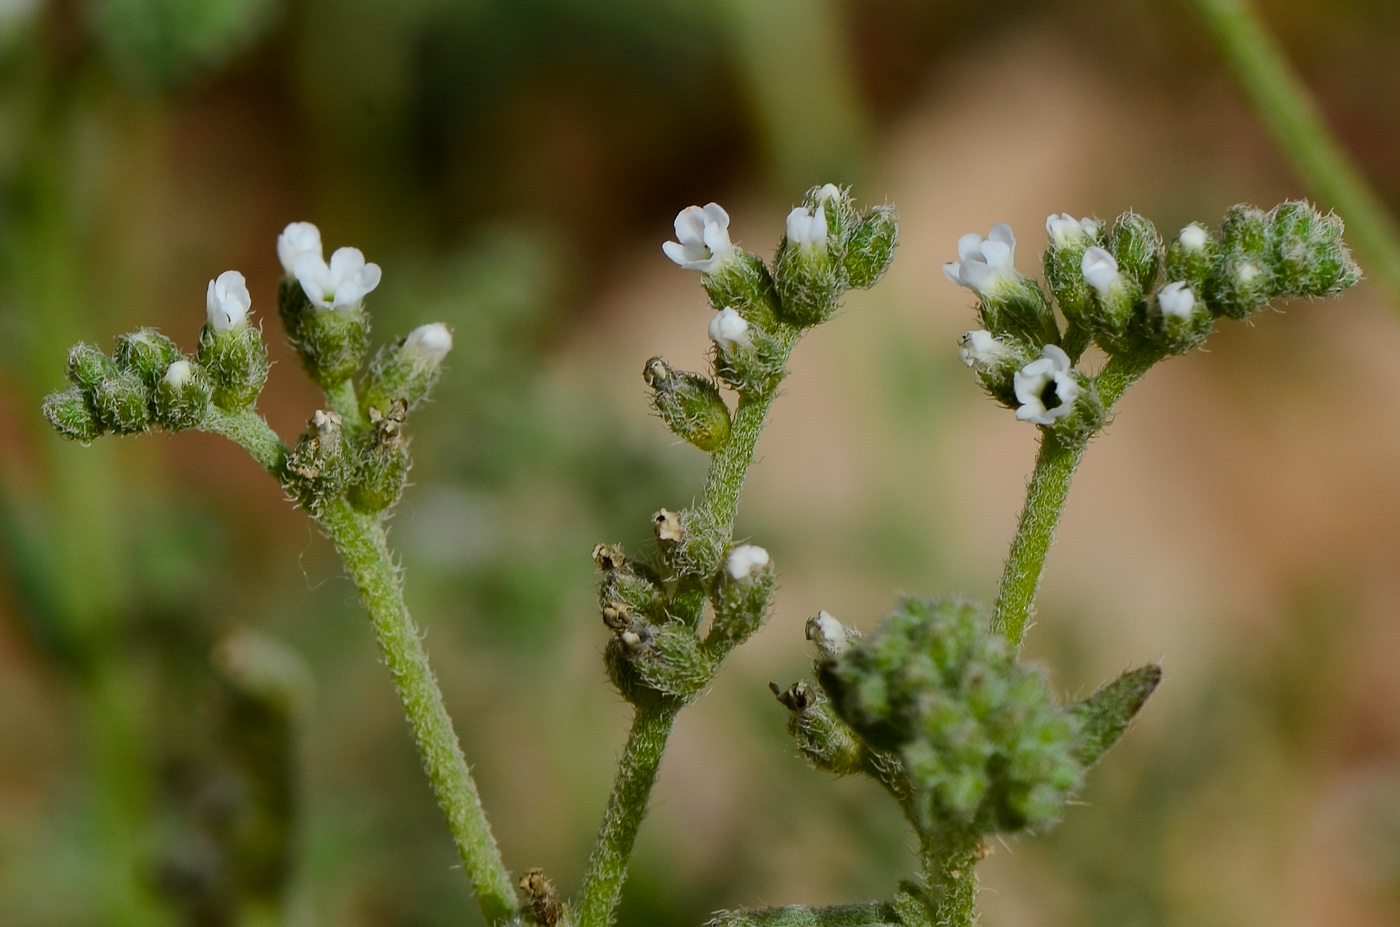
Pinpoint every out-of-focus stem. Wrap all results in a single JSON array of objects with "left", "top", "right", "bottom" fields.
[{"left": 1185, "top": 0, "right": 1400, "bottom": 304}]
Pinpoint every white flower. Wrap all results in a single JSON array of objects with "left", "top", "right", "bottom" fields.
[
  {"left": 206, "top": 270, "right": 252, "bottom": 332},
  {"left": 1157, "top": 281, "right": 1196, "bottom": 320},
  {"left": 1080, "top": 246, "right": 1122, "bottom": 296},
  {"left": 943, "top": 224, "right": 1018, "bottom": 296},
  {"left": 815, "top": 183, "right": 842, "bottom": 203},
  {"left": 1234, "top": 259, "right": 1262, "bottom": 285},
  {"left": 1045, "top": 213, "right": 1098, "bottom": 248},
  {"left": 785, "top": 203, "right": 828, "bottom": 250},
  {"left": 1013, "top": 344, "right": 1081, "bottom": 425},
  {"left": 1178, "top": 223, "right": 1209, "bottom": 251},
  {"left": 663, "top": 203, "right": 733, "bottom": 272},
  {"left": 402, "top": 323, "right": 453, "bottom": 364},
  {"left": 294, "top": 246, "right": 382, "bottom": 310},
  {"left": 277, "top": 222, "right": 323, "bottom": 275},
  {"left": 163, "top": 359, "right": 193, "bottom": 387},
  {"left": 725, "top": 544, "right": 770, "bottom": 581},
  {"left": 957, "top": 329, "right": 1012, "bottom": 368},
  {"left": 804, "top": 610, "right": 853, "bottom": 655},
  {"left": 708, "top": 307, "right": 750, "bottom": 351}
]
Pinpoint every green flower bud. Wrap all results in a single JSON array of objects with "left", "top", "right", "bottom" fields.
[
  {"left": 285, "top": 410, "right": 352, "bottom": 511},
  {"left": 1079, "top": 246, "right": 1143, "bottom": 343},
  {"left": 844, "top": 204, "right": 898, "bottom": 290},
  {"left": 1106, "top": 211, "right": 1163, "bottom": 293},
  {"left": 152, "top": 359, "right": 212, "bottom": 431},
  {"left": 775, "top": 186, "right": 847, "bottom": 328},
  {"left": 90, "top": 368, "right": 150, "bottom": 434},
  {"left": 1042, "top": 214, "right": 1105, "bottom": 331},
  {"left": 643, "top": 357, "right": 731, "bottom": 452},
  {"left": 1268, "top": 200, "right": 1360, "bottom": 298},
  {"left": 817, "top": 596, "right": 1082, "bottom": 834},
  {"left": 622, "top": 622, "right": 714, "bottom": 702},
  {"left": 346, "top": 400, "right": 411, "bottom": 513},
  {"left": 957, "top": 330, "right": 1037, "bottom": 409},
  {"left": 197, "top": 323, "right": 269, "bottom": 412},
  {"left": 66, "top": 343, "right": 117, "bottom": 392},
  {"left": 771, "top": 681, "right": 869, "bottom": 777},
  {"left": 42, "top": 387, "right": 103, "bottom": 442},
  {"left": 702, "top": 251, "right": 782, "bottom": 328},
  {"left": 1208, "top": 205, "right": 1275, "bottom": 319},
  {"left": 595, "top": 542, "right": 668, "bottom": 626},
  {"left": 706, "top": 544, "right": 774, "bottom": 654},
  {"left": 708, "top": 307, "right": 787, "bottom": 396},
  {"left": 1147, "top": 281, "right": 1214, "bottom": 356},
  {"left": 360, "top": 323, "right": 453, "bottom": 418},
  {"left": 113, "top": 328, "right": 180, "bottom": 387},
  {"left": 292, "top": 303, "right": 371, "bottom": 389},
  {"left": 1165, "top": 222, "right": 1218, "bottom": 289}
]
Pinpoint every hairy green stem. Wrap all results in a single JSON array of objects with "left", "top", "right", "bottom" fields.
[
  {"left": 992, "top": 351, "right": 1161, "bottom": 646},
  {"left": 318, "top": 500, "right": 518, "bottom": 926},
  {"left": 1185, "top": 0, "right": 1400, "bottom": 303},
  {"left": 576, "top": 328, "right": 799, "bottom": 927},
  {"left": 574, "top": 701, "right": 681, "bottom": 927},
  {"left": 917, "top": 828, "right": 980, "bottom": 927},
  {"left": 324, "top": 378, "right": 364, "bottom": 430},
  {"left": 209, "top": 406, "right": 517, "bottom": 925}
]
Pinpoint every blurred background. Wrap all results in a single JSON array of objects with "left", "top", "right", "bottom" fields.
[{"left": 2, "top": 0, "right": 1400, "bottom": 925}]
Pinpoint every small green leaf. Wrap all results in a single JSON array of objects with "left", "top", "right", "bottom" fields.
[{"left": 1070, "top": 663, "right": 1161, "bottom": 768}]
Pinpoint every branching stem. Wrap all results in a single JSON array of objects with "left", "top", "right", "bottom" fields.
[
  {"left": 992, "top": 351, "right": 1161, "bottom": 646},
  {"left": 1184, "top": 0, "right": 1400, "bottom": 304}
]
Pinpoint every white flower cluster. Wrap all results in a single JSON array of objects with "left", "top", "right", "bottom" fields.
[{"left": 278, "top": 221, "right": 382, "bottom": 310}]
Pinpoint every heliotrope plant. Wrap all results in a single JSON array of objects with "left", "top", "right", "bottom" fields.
[{"left": 40, "top": 187, "right": 1358, "bottom": 927}]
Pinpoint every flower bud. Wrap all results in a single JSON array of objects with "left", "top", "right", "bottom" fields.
[
  {"left": 708, "top": 307, "right": 786, "bottom": 396},
  {"left": 1041, "top": 213, "right": 1104, "bottom": 331},
  {"left": 1106, "top": 211, "right": 1163, "bottom": 293},
  {"left": 643, "top": 357, "right": 731, "bottom": 452},
  {"left": 1165, "top": 222, "right": 1218, "bottom": 288},
  {"left": 707, "top": 544, "right": 774, "bottom": 653},
  {"left": 360, "top": 323, "right": 453, "bottom": 417},
  {"left": 66, "top": 343, "right": 117, "bottom": 392},
  {"left": 42, "top": 387, "right": 103, "bottom": 442},
  {"left": 770, "top": 681, "right": 869, "bottom": 776},
  {"left": 90, "top": 368, "right": 150, "bottom": 434},
  {"left": 347, "top": 400, "right": 411, "bottom": 513},
  {"left": 1079, "top": 246, "right": 1141, "bottom": 340},
  {"left": 1208, "top": 205, "right": 1274, "bottom": 319},
  {"left": 290, "top": 302, "right": 371, "bottom": 389},
  {"left": 198, "top": 272, "right": 269, "bottom": 411},
  {"left": 775, "top": 194, "right": 844, "bottom": 327},
  {"left": 958, "top": 330, "right": 1036, "bottom": 409},
  {"left": 844, "top": 204, "right": 898, "bottom": 289},
  {"left": 152, "top": 358, "right": 213, "bottom": 431},
  {"left": 805, "top": 610, "right": 858, "bottom": 657},
  {"left": 113, "top": 328, "right": 180, "bottom": 387},
  {"left": 1268, "top": 200, "right": 1360, "bottom": 298},
  {"left": 286, "top": 410, "right": 352, "bottom": 511},
  {"left": 1147, "top": 281, "right": 1213, "bottom": 355}
]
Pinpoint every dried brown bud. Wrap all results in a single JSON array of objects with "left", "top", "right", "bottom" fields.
[{"left": 592, "top": 543, "right": 626, "bottom": 571}]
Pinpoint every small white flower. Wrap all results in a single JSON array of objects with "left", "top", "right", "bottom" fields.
[
  {"left": 1234, "top": 259, "right": 1262, "bottom": 285},
  {"left": 206, "top": 270, "right": 252, "bottom": 332},
  {"left": 725, "top": 544, "right": 770, "bottom": 581},
  {"left": 785, "top": 203, "right": 828, "bottom": 250},
  {"left": 163, "top": 359, "right": 193, "bottom": 387},
  {"left": 805, "top": 610, "right": 853, "bottom": 655},
  {"left": 1045, "top": 213, "right": 1098, "bottom": 248},
  {"left": 1013, "top": 344, "right": 1081, "bottom": 425},
  {"left": 1157, "top": 281, "right": 1196, "bottom": 320},
  {"left": 277, "top": 222, "right": 323, "bottom": 275},
  {"left": 402, "top": 323, "right": 453, "bottom": 364},
  {"left": 1080, "top": 246, "right": 1122, "bottom": 296},
  {"left": 663, "top": 203, "right": 734, "bottom": 272},
  {"left": 958, "top": 330, "right": 1014, "bottom": 368},
  {"left": 815, "top": 183, "right": 843, "bottom": 203},
  {"left": 294, "top": 247, "right": 382, "bottom": 310},
  {"left": 1178, "top": 223, "right": 1209, "bottom": 251},
  {"left": 708, "top": 307, "right": 750, "bottom": 351},
  {"left": 943, "top": 224, "right": 1018, "bottom": 296}
]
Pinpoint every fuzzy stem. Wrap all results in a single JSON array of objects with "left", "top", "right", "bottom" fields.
[
  {"left": 1185, "top": 0, "right": 1400, "bottom": 303},
  {"left": 323, "top": 378, "right": 365, "bottom": 430},
  {"left": 576, "top": 329, "right": 799, "bottom": 927},
  {"left": 917, "top": 828, "right": 981, "bottom": 927},
  {"left": 318, "top": 500, "right": 519, "bottom": 927},
  {"left": 992, "top": 351, "right": 1160, "bottom": 646},
  {"left": 574, "top": 701, "right": 681, "bottom": 927},
  {"left": 200, "top": 408, "right": 290, "bottom": 477}
]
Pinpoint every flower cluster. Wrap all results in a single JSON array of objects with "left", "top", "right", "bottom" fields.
[{"left": 947, "top": 201, "right": 1360, "bottom": 442}]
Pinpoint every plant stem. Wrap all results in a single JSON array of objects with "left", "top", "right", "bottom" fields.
[
  {"left": 324, "top": 378, "right": 364, "bottom": 429},
  {"left": 208, "top": 407, "right": 517, "bottom": 925},
  {"left": 917, "top": 827, "right": 981, "bottom": 927},
  {"left": 992, "top": 351, "right": 1160, "bottom": 646},
  {"left": 576, "top": 329, "right": 799, "bottom": 927},
  {"left": 574, "top": 701, "right": 681, "bottom": 927},
  {"left": 318, "top": 499, "right": 519, "bottom": 927},
  {"left": 1185, "top": 0, "right": 1400, "bottom": 303}
]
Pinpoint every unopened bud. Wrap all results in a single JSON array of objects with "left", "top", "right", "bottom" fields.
[
  {"left": 152, "top": 359, "right": 213, "bottom": 431},
  {"left": 1166, "top": 222, "right": 1219, "bottom": 289},
  {"left": 644, "top": 357, "right": 731, "bottom": 452},
  {"left": 1106, "top": 211, "right": 1163, "bottom": 293},
  {"left": 707, "top": 544, "right": 774, "bottom": 654},
  {"left": 844, "top": 204, "right": 898, "bottom": 289},
  {"left": 775, "top": 185, "right": 848, "bottom": 327},
  {"left": 114, "top": 329, "right": 180, "bottom": 387},
  {"left": 805, "top": 610, "right": 857, "bottom": 657},
  {"left": 91, "top": 369, "right": 150, "bottom": 434},
  {"left": 198, "top": 297, "right": 270, "bottom": 412},
  {"left": 360, "top": 323, "right": 453, "bottom": 416},
  {"left": 42, "top": 388, "right": 102, "bottom": 442},
  {"left": 66, "top": 343, "right": 117, "bottom": 392},
  {"left": 1042, "top": 213, "right": 1104, "bottom": 330},
  {"left": 1148, "top": 282, "right": 1214, "bottom": 356}
]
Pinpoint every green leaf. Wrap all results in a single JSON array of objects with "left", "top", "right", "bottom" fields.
[{"left": 1070, "top": 663, "right": 1161, "bottom": 767}]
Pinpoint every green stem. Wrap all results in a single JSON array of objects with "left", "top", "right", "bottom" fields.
[
  {"left": 1185, "top": 0, "right": 1400, "bottom": 303},
  {"left": 201, "top": 408, "right": 290, "bottom": 477},
  {"left": 318, "top": 500, "right": 518, "bottom": 927},
  {"left": 576, "top": 328, "right": 799, "bottom": 927},
  {"left": 324, "top": 378, "right": 364, "bottom": 430},
  {"left": 917, "top": 828, "right": 980, "bottom": 927},
  {"left": 574, "top": 701, "right": 681, "bottom": 927},
  {"left": 992, "top": 351, "right": 1160, "bottom": 646}
]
